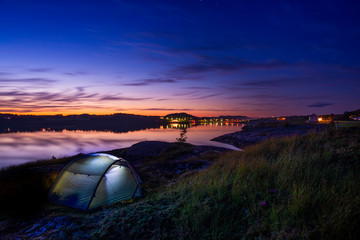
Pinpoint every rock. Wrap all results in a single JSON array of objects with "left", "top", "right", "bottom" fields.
[{"left": 124, "top": 141, "right": 171, "bottom": 160}]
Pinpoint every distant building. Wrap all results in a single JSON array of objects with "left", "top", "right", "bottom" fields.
[
  {"left": 163, "top": 113, "right": 197, "bottom": 123},
  {"left": 308, "top": 114, "right": 318, "bottom": 123},
  {"left": 350, "top": 115, "right": 360, "bottom": 121}
]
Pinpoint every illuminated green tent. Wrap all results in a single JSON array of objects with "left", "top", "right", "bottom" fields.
[{"left": 48, "top": 153, "right": 142, "bottom": 210}]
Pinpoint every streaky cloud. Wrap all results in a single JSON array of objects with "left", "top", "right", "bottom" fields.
[
  {"left": 183, "top": 86, "right": 213, "bottom": 90},
  {"left": 27, "top": 68, "right": 53, "bottom": 73},
  {"left": 155, "top": 98, "right": 171, "bottom": 101},
  {"left": 0, "top": 77, "right": 57, "bottom": 83},
  {"left": 175, "top": 57, "right": 293, "bottom": 74},
  {"left": 123, "top": 78, "right": 177, "bottom": 86},
  {"left": 241, "top": 79, "right": 289, "bottom": 87},
  {"left": 187, "top": 93, "right": 224, "bottom": 100},
  {"left": 100, "top": 96, "right": 150, "bottom": 101},
  {"left": 307, "top": 102, "right": 334, "bottom": 108},
  {"left": 0, "top": 86, "right": 155, "bottom": 113},
  {"left": 63, "top": 71, "right": 91, "bottom": 76}
]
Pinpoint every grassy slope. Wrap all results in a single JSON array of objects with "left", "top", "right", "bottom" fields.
[
  {"left": 1, "top": 125, "right": 359, "bottom": 239},
  {"left": 93, "top": 126, "right": 360, "bottom": 239}
]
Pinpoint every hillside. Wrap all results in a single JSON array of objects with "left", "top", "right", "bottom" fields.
[
  {"left": 94, "top": 125, "right": 360, "bottom": 239},
  {"left": 0, "top": 124, "right": 359, "bottom": 239}
]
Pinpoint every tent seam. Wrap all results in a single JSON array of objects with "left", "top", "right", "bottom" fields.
[{"left": 85, "top": 160, "right": 121, "bottom": 210}]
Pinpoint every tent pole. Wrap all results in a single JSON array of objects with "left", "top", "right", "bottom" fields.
[{"left": 85, "top": 160, "right": 121, "bottom": 210}]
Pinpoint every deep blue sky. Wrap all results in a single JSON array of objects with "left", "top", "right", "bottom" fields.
[{"left": 1, "top": 0, "right": 359, "bottom": 117}]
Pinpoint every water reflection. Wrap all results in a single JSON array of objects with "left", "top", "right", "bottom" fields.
[
  {"left": 164, "top": 122, "right": 242, "bottom": 129},
  {"left": 0, "top": 124, "right": 243, "bottom": 169}
]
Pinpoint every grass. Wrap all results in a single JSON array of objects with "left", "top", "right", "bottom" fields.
[
  {"left": 1, "top": 124, "right": 359, "bottom": 239},
  {"left": 336, "top": 120, "right": 360, "bottom": 128},
  {"left": 0, "top": 155, "right": 79, "bottom": 215},
  {"left": 183, "top": 126, "right": 359, "bottom": 239},
  {"left": 93, "top": 126, "right": 360, "bottom": 239}
]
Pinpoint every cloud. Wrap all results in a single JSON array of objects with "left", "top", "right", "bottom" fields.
[
  {"left": 0, "top": 91, "right": 30, "bottom": 97},
  {"left": 27, "top": 68, "right": 53, "bottom": 73},
  {"left": 1, "top": 66, "right": 94, "bottom": 78},
  {"left": 307, "top": 102, "right": 334, "bottom": 108},
  {"left": 223, "top": 92, "right": 312, "bottom": 105},
  {"left": 123, "top": 78, "right": 177, "bottom": 86},
  {"left": 104, "top": 30, "right": 270, "bottom": 67},
  {"left": 241, "top": 79, "right": 289, "bottom": 87},
  {"left": 0, "top": 77, "right": 57, "bottom": 84},
  {"left": 100, "top": 96, "right": 150, "bottom": 101},
  {"left": 0, "top": 109, "right": 32, "bottom": 113},
  {"left": 238, "top": 74, "right": 329, "bottom": 88},
  {"left": 155, "top": 98, "right": 171, "bottom": 101},
  {"left": 173, "top": 91, "right": 199, "bottom": 97},
  {"left": 174, "top": 58, "right": 292, "bottom": 74},
  {"left": 0, "top": 88, "right": 99, "bottom": 104},
  {"left": 0, "top": 86, "right": 155, "bottom": 113},
  {"left": 183, "top": 86, "right": 213, "bottom": 90},
  {"left": 170, "top": 42, "right": 240, "bottom": 53},
  {"left": 63, "top": 71, "right": 91, "bottom": 76},
  {"left": 187, "top": 93, "right": 224, "bottom": 100}
]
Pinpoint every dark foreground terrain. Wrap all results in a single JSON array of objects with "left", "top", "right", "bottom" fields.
[
  {"left": 0, "top": 141, "right": 230, "bottom": 239},
  {"left": 0, "top": 122, "right": 359, "bottom": 239}
]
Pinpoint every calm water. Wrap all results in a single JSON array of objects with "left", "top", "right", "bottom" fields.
[{"left": 0, "top": 124, "right": 243, "bottom": 169}]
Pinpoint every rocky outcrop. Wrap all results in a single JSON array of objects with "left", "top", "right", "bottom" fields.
[
  {"left": 212, "top": 122, "right": 325, "bottom": 148},
  {"left": 123, "top": 141, "right": 171, "bottom": 160},
  {"left": 121, "top": 142, "right": 232, "bottom": 185}
]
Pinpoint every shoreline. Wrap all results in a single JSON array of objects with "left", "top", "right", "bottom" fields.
[
  {"left": 211, "top": 121, "right": 326, "bottom": 148},
  {"left": 1, "top": 121, "right": 323, "bottom": 171}
]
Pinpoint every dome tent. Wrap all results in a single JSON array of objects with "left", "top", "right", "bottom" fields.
[{"left": 48, "top": 153, "right": 141, "bottom": 210}]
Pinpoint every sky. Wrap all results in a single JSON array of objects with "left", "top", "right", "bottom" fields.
[{"left": 1, "top": 0, "right": 359, "bottom": 117}]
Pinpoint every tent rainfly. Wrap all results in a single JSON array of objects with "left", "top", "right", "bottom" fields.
[{"left": 48, "top": 153, "right": 142, "bottom": 210}]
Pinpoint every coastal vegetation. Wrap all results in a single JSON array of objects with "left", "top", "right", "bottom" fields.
[
  {"left": 0, "top": 123, "right": 359, "bottom": 239},
  {"left": 94, "top": 125, "right": 360, "bottom": 239}
]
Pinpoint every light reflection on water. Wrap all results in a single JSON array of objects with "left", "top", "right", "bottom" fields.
[{"left": 0, "top": 124, "right": 243, "bottom": 169}]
